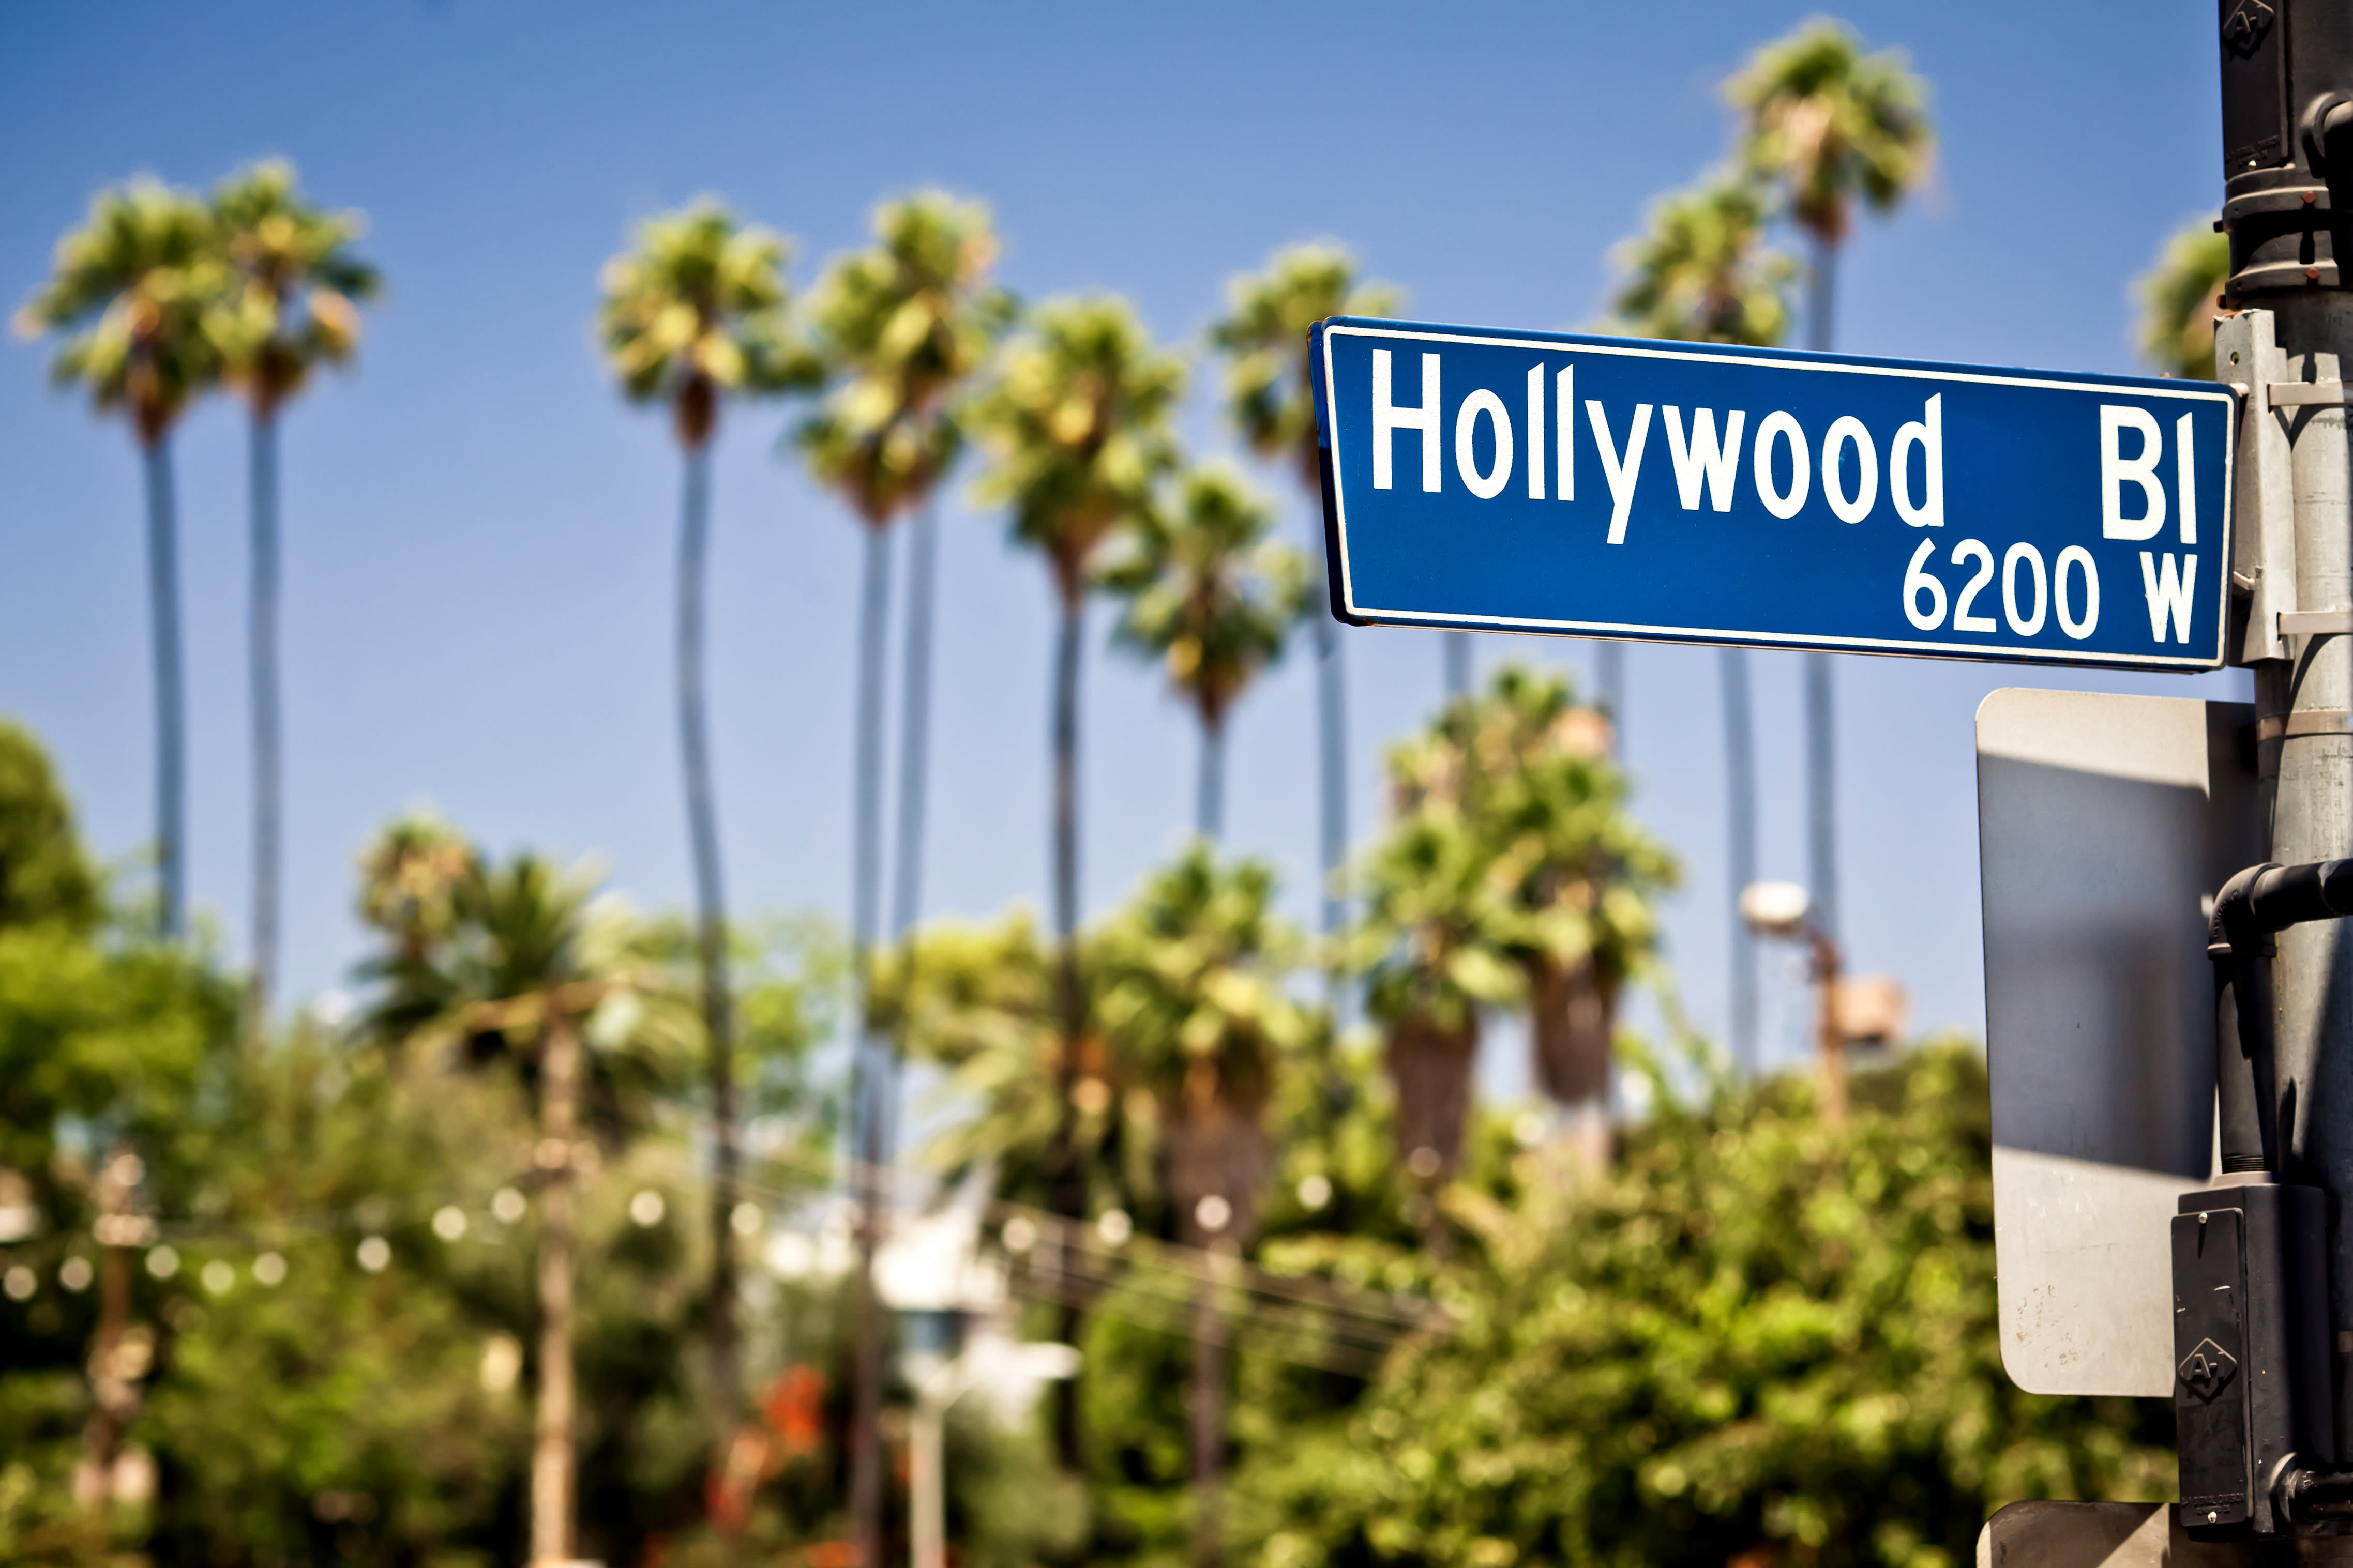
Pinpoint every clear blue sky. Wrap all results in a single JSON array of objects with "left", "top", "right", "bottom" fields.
[{"left": 0, "top": 2, "right": 2242, "bottom": 1089}]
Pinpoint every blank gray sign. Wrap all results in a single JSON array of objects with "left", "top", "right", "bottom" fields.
[{"left": 1978, "top": 688, "right": 2256, "bottom": 1396}]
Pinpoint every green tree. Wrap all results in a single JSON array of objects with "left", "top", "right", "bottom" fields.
[
  {"left": 0, "top": 721, "right": 236, "bottom": 1540},
  {"left": 357, "top": 824, "right": 692, "bottom": 1565},
  {"left": 600, "top": 199, "right": 811, "bottom": 1427},
  {"left": 795, "top": 190, "right": 1013, "bottom": 1565},
  {"left": 0, "top": 722, "right": 100, "bottom": 934},
  {"left": 877, "top": 911, "right": 1152, "bottom": 1229},
  {"left": 1353, "top": 750, "right": 1520, "bottom": 1201},
  {"left": 1231, "top": 1045, "right": 2174, "bottom": 1568},
  {"left": 136, "top": 1034, "right": 532, "bottom": 1566},
  {"left": 1729, "top": 18, "right": 1933, "bottom": 973},
  {"left": 1210, "top": 248, "right": 1400, "bottom": 945},
  {"left": 1102, "top": 465, "right": 1307, "bottom": 839},
  {"left": 1607, "top": 173, "right": 1792, "bottom": 1073},
  {"left": 1609, "top": 179, "right": 1794, "bottom": 347},
  {"left": 14, "top": 179, "right": 227, "bottom": 938},
  {"left": 2137, "top": 220, "right": 2230, "bottom": 379},
  {"left": 1728, "top": 20, "right": 1932, "bottom": 357},
  {"left": 969, "top": 296, "right": 1184, "bottom": 1314},
  {"left": 1398, "top": 670, "right": 1676, "bottom": 1176},
  {"left": 1094, "top": 848, "right": 1312, "bottom": 1568},
  {"left": 205, "top": 160, "right": 380, "bottom": 1024}
]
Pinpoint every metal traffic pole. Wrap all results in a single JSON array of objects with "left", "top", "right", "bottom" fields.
[{"left": 2214, "top": 0, "right": 2353, "bottom": 1470}]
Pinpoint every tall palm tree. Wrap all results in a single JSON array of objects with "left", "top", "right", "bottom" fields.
[
  {"left": 1437, "top": 669, "right": 1676, "bottom": 1175},
  {"left": 1608, "top": 177, "right": 1793, "bottom": 1072},
  {"left": 16, "top": 178, "right": 226, "bottom": 938},
  {"left": 1095, "top": 848, "right": 1308, "bottom": 1568},
  {"left": 1729, "top": 19, "right": 1933, "bottom": 957},
  {"left": 971, "top": 294, "right": 1183, "bottom": 1456},
  {"left": 1102, "top": 464, "right": 1307, "bottom": 839},
  {"left": 1354, "top": 741, "right": 1519, "bottom": 1207},
  {"left": 2137, "top": 220, "right": 2230, "bottom": 379},
  {"left": 1609, "top": 180, "right": 1794, "bottom": 348},
  {"left": 795, "top": 189, "right": 1012, "bottom": 1567},
  {"left": 357, "top": 823, "right": 689, "bottom": 1568},
  {"left": 598, "top": 198, "right": 809, "bottom": 1427},
  {"left": 206, "top": 160, "right": 379, "bottom": 1024},
  {"left": 1209, "top": 248, "right": 1399, "bottom": 963}
]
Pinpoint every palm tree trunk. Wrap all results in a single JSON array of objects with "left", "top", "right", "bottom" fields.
[
  {"left": 1804, "top": 232, "right": 1841, "bottom": 954},
  {"left": 141, "top": 437, "right": 186, "bottom": 939},
  {"left": 1594, "top": 641, "right": 1624, "bottom": 750},
  {"left": 248, "top": 411, "right": 282, "bottom": 1030},
  {"left": 1311, "top": 552, "right": 1347, "bottom": 999},
  {"left": 531, "top": 1016, "right": 581, "bottom": 1568},
  {"left": 1196, "top": 716, "right": 1225, "bottom": 841},
  {"left": 1807, "top": 231, "right": 1837, "bottom": 355},
  {"left": 889, "top": 498, "right": 940, "bottom": 941},
  {"left": 1047, "top": 584, "right": 1088, "bottom": 1467},
  {"left": 1051, "top": 588, "right": 1083, "bottom": 962},
  {"left": 1721, "top": 647, "right": 1758, "bottom": 1073},
  {"left": 848, "top": 521, "right": 894, "bottom": 1568},
  {"left": 675, "top": 442, "right": 741, "bottom": 1428}
]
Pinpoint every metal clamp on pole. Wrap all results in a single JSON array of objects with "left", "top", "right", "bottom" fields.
[{"left": 2178, "top": 860, "right": 2350, "bottom": 1536}]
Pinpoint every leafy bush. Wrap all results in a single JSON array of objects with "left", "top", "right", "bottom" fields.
[{"left": 1230, "top": 1043, "right": 2174, "bottom": 1568}]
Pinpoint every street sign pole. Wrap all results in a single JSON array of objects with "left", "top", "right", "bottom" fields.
[{"left": 2216, "top": 0, "right": 2353, "bottom": 1474}]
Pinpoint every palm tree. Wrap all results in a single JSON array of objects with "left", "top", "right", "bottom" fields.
[
  {"left": 2137, "top": 220, "right": 2230, "bottom": 379},
  {"left": 598, "top": 198, "right": 810, "bottom": 1427},
  {"left": 1094, "top": 848, "right": 1309, "bottom": 1568},
  {"left": 875, "top": 910, "right": 1152, "bottom": 1225},
  {"left": 1439, "top": 669, "right": 1676, "bottom": 1176},
  {"left": 795, "top": 189, "right": 1013, "bottom": 1567},
  {"left": 15, "top": 178, "right": 226, "bottom": 938},
  {"left": 1353, "top": 754, "right": 1518, "bottom": 1207},
  {"left": 1608, "top": 177, "right": 1794, "bottom": 1073},
  {"left": 1609, "top": 179, "right": 1794, "bottom": 348},
  {"left": 206, "top": 161, "right": 379, "bottom": 1024},
  {"left": 357, "top": 823, "right": 689, "bottom": 1568},
  {"left": 970, "top": 294, "right": 1183, "bottom": 1456},
  {"left": 1102, "top": 464, "right": 1307, "bottom": 839},
  {"left": 1209, "top": 248, "right": 1399, "bottom": 960},
  {"left": 1729, "top": 19, "right": 1933, "bottom": 961}
]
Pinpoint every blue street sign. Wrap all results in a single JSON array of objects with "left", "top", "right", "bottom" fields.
[{"left": 1310, "top": 317, "right": 2238, "bottom": 670}]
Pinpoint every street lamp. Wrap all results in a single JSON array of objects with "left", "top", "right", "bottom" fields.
[
  {"left": 1738, "top": 880, "right": 1848, "bottom": 1124},
  {"left": 908, "top": 1336, "right": 1081, "bottom": 1568}
]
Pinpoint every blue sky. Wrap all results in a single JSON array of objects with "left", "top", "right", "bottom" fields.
[{"left": 0, "top": 2, "right": 2241, "bottom": 1091}]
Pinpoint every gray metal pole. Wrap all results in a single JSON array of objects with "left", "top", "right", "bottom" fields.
[{"left": 2258, "top": 293, "right": 2353, "bottom": 1454}]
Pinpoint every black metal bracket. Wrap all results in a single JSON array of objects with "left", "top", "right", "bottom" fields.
[{"left": 2178, "top": 860, "right": 2351, "bottom": 1536}]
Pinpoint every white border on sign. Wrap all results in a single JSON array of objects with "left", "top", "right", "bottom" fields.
[{"left": 1318, "top": 323, "right": 2240, "bottom": 669}]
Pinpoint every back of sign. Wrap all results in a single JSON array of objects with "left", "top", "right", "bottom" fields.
[{"left": 1978, "top": 687, "right": 2257, "bottom": 1396}]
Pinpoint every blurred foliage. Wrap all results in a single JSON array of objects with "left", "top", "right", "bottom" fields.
[
  {"left": 1100, "top": 464, "right": 1308, "bottom": 747},
  {"left": 2137, "top": 221, "right": 2230, "bottom": 380},
  {"left": 970, "top": 295, "right": 1186, "bottom": 606},
  {"left": 598, "top": 199, "right": 818, "bottom": 444},
  {"left": 0, "top": 720, "right": 100, "bottom": 933},
  {"left": 12, "top": 177, "right": 225, "bottom": 444},
  {"left": 1208, "top": 245, "right": 1400, "bottom": 492},
  {"left": 796, "top": 190, "right": 1016, "bottom": 526},
  {"left": 1227, "top": 1043, "right": 2174, "bottom": 1568},
  {"left": 1609, "top": 179, "right": 1794, "bottom": 348},
  {"left": 1727, "top": 19, "right": 1933, "bottom": 249},
  {"left": 204, "top": 160, "right": 378, "bottom": 417},
  {"left": 1354, "top": 668, "right": 1672, "bottom": 1180}
]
